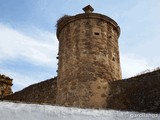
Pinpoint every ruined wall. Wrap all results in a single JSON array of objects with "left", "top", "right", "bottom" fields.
[
  {"left": 4, "top": 78, "right": 57, "bottom": 104},
  {"left": 0, "top": 74, "right": 13, "bottom": 97},
  {"left": 56, "top": 10, "right": 121, "bottom": 108}
]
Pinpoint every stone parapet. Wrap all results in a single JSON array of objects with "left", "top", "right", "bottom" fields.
[{"left": 57, "top": 13, "right": 120, "bottom": 39}]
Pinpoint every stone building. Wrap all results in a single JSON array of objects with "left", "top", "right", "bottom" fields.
[
  {"left": 56, "top": 5, "right": 121, "bottom": 108},
  {"left": 0, "top": 74, "right": 13, "bottom": 98}
]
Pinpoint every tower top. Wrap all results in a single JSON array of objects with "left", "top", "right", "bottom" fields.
[
  {"left": 83, "top": 5, "right": 94, "bottom": 13},
  {"left": 57, "top": 5, "right": 120, "bottom": 39}
]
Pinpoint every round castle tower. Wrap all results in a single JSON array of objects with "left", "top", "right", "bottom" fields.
[{"left": 56, "top": 5, "right": 122, "bottom": 108}]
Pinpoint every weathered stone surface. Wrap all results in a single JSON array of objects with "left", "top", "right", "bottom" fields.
[
  {"left": 4, "top": 77, "right": 57, "bottom": 104},
  {"left": 56, "top": 8, "right": 121, "bottom": 108},
  {"left": 107, "top": 70, "right": 160, "bottom": 113},
  {"left": 4, "top": 70, "right": 160, "bottom": 113},
  {"left": 0, "top": 74, "right": 13, "bottom": 98}
]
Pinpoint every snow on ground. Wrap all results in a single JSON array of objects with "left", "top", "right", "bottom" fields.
[{"left": 0, "top": 101, "right": 159, "bottom": 120}]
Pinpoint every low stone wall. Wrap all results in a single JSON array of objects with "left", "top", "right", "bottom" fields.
[
  {"left": 4, "top": 77, "right": 57, "bottom": 104},
  {"left": 107, "top": 70, "right": 160, "bottom": 113}
]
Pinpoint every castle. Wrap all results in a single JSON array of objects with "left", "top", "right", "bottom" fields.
[{"left": 2, "top": 5, "right": 160, "bottom": 113}]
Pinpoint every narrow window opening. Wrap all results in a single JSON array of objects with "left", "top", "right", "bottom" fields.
[
  {"left": 112, "top": 57, "right": 115, "bottom": 61},
  {"left": 109, "top": 36, "right": 112, "bottom": 38},
  {"left": 82, "top": 30, "right": 85, "bottom": 33},
  {"left": 94, "top": 32, "right": 100, "bottom": 35}
]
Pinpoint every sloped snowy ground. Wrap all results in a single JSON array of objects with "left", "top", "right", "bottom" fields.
[{"left": 0, "top": 101, "right": 159, "bottom": 120}]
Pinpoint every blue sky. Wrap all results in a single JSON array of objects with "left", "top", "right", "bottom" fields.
[{"left": 0, "top": 0, "right": 160, "bottom": 92}]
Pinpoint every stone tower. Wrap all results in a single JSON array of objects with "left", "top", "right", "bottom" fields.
[{"left": 56, "top": 5, "right": 121, "bottom": 108}]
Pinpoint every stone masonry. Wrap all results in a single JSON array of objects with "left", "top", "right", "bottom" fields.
[
  {"left": 4, "top": 78, "right": 57, "bottom": 104},
  {"left": 107, "top": 69, "right": 160, "bottom": 113},
  {"left": 4, "top": 69, "right": 160, "bottom": 113},
  {"left": 0, "top": 74, "right": 13, "bottom": 98},
  {"left": 56, "top": 5, "right": 122, "bottom": 108}
]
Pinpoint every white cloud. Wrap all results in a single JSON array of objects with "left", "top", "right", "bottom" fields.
[
  {"left": 120, "top": 53, "right": 153, "bottom": 78},
  {"left": 118, "top": 0, "right": 160, "bottom": 78},
  {"left": 0, "top": 23, "right": 59, "bottom": 92},
  {"left": 0, "top": 68, "right": 38, "bottom": 92},
  {"left": 0, "top": 23, "right": 58, "bottom": 67}
]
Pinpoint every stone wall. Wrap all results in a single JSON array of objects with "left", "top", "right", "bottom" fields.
[
  {"left": 4, "top": 77, "right": 57, "bottom": 104},
  {"left": 3, "top": 70, "right": 160, "bottom": 113},
  {"left": 107, "top": 69, "right": 160, "bottom": 113},
  {"left": 0, "top": 74, "right": 13, "bottom": 98},
  {"left": 56, "top": 11, "right": 121, "bottom": 108}
]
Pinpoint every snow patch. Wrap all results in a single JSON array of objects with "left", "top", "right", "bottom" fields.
[{"left": 0, "top": 101, "right": 159, "bottom": 120}]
